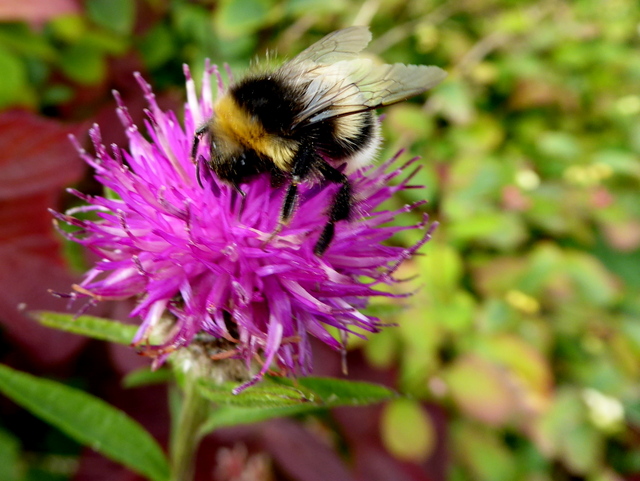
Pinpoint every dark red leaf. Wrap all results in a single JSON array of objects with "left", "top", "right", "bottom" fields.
[
  {"left": 0, "top": 110, "right": 86, "bottom": 199},
  {"left": 0, "top": 110, "right": 88, "bottom": 364}
]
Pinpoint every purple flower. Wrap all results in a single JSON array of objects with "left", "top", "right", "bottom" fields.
[{"left": 55, "top": 62, "right": 436, "bottom": 392}]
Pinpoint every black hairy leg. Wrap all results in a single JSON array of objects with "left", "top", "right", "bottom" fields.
[
  {"left": 282, "top": 142, "right": 316, "bottom": 222},
  {"left": 314, "top": 161, "right": 351, "bottom": 256},
  {"left": 263, "top": 142, "right": 317, "bottom": 247}
]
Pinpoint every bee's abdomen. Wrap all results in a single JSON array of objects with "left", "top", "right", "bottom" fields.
[{"left": 314, "top": 111, "right": 376, "bottom": 159}]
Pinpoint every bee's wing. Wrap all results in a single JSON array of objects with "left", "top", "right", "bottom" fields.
[
  {"left": 285, "top": 26, "right": 372, "bottom": 66},
  {"left": 291, "top": 59, "right": 447, "bottom": 126}
]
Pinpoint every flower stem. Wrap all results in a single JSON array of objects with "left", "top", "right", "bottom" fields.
[{"left": 169, "top": 375, "right": 209, "bottom": 481}]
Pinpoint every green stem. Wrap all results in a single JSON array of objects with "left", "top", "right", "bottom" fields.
[{"left": 169, "top": 375, "right": 209, "bottom": 481}]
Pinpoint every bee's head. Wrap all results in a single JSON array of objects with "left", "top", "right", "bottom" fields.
[
  {"left": 203, "top": 121, "right": 237, "bottom": 172},
  {"left": 205, "top": 124, "right": 264, "bottom": 185}
]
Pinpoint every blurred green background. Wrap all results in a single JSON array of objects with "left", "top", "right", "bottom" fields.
[{"left": 1, "top": 0, "right": 639, "bottom": 480}]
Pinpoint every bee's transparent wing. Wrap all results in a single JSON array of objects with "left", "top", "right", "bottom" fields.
[
  {"left": 292, "top": 59, "right": 448, "bottom": 127},
  {"left": 284, "top": 26, "right": 372, "bottom": 66}
]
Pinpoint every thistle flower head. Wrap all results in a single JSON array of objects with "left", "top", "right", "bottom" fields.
[{"left": 55, "top": 62, "right": 435, "bottom": 392}]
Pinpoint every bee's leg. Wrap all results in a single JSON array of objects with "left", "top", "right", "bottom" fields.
[
  {"left": 280, "top": 181, "right": 299, "bottom": 224},
  {"left": 314, "top": 161, "right": 351, "bottom": 256},
  {"left": 263, "top": 144, "right": 315, "bottom": 247},
  {"left": 284, "top": 144, "right": 316, "bottom": 221},
  {"left": 262, "top": 183, "right": 296, "bottom": 246}
]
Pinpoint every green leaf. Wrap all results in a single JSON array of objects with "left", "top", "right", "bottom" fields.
[
  {"left": 449, "top": 211, "right": 527, "bottom": 249},
  {"left": 199, "top": 377, "right": 396, "bottom": 408},
  {"left": 58, "top": 44, "right": 106, "bottom": 85},
  {"left": 86, "top": 0, "right": 135, "bottom": 35},
  {"left": 419, "top": 242, "right": 463, "bottom": 294},
  {"left": 362, "top": 302, "right": 407, "bottom": 319},
  {"left": 49, "top": 14, "right": 87, "bottom": 43},
  {"left": 561, "top": 424, "right": 603, "bottom": 474},
  {"left": 438, "top": 291, "right": 476, "bottom": 333},
  {"left": 294, "top": 377, "right": 397, "bottom": 407},
  {"left": 0, "top": 428, "right": 22, "bottom": 481},
  {"left": 285, "top": 0, "right": 346, "bottom": 15},
  {"left": 0, "top": 364, "right": 169, "bottom": 481},
  {"left": 197, "top": 378, "right": 315, "bottom": 407},
  {"left": 123, "top": 367, "right": 172, "bottom": 389},
  {"left": 214, "top": 0, "right": 275, "bottom": 37},
  {"left": 381, "top": 399, "right": 435, "bottom": 462},
  {"left": 83, "top": 29, "right": 130, "bottom": 55},
  {"left": 201, "top": 404, "right": 321, "bottom": 433},
  {"left": 445, "top": 355, "right": 517, "bottom": 426},
  {"left": 536, "top": 131, "right": 581, "bottom": 161},
  {"left": 198, "top": 377, "right": 396, "bottom": 432},
  {"left": 437, "top": 80, "right": 475, "bottom": 125},
  {"left": 565, "top": 251, "right": 619, "bottom": 306},
  {"left": 385, "top": 104, "right": 433, "bottom": 140},
  {"left": 592, "top": 235, "right": 640, "bottom": 290},
  {"left": 592, "top": 149, "right": 640, "bottom": 177},
  {"left": 0, "top": 46, "right": 30, "bottom": 109},
  {"left": 533, "top": 388, "right": 585, "bottom": 457},
  {"left": 0, "top": 23, "right": 56, "bottom": 59},
  {"left": 138, "top": 24, "right": 176, "bottom": 70},
  {"left": 364, "top": 327, "right": 398, "bottom": 369},
  {"left": 33, "top": 311, "right": 137, "bottom": 344},
  {"left": 453, "top": 422, "right": 517, "bottom": 481},
  {"left": 42, "top": 84, "right": 75, "bottom": 106}
]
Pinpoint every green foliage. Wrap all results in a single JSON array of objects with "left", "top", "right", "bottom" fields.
[
  {"left": 373, "top": 1, "right": 640, "bottom": 477},
  {"left": 201, "top": 404, "right": 318, "bottom": 432},
  {"left": 381, "top": 398, "right": 435, "bottom": 462},
  {"left": 200, "top": 377, "right": 396, "bottom": 433},
  {"left": 122, "top": 367, "right": 173, "bottom": 389},
  {"left": 0, "top": 364, "right": 170, "bottom": 481},
  {"left": 34, "top": 312, "right": 138, "bottom": 345},
  {"left": 0, "top": 428, "right": 23, "bottom": 481},
  {"left": 214, "top": 0, "right": 276, "bottom": 38},
  {"left": 86, "top": 0, "right": 135, "bottom": 36}
]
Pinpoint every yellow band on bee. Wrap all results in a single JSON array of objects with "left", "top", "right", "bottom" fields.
[{"left": 214, "top": 95, "right": 297, "bottom": 171}]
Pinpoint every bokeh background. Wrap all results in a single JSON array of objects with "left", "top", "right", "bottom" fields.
[{"left": 1, "top": 0, "right": 639, "bottom": 480}]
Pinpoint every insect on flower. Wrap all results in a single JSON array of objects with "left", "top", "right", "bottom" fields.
[
  {"left": 53, "top": 28, "right": 442, "bottom": 393},
  {"left": 192, "top": 26, "right": 446, "bottom": 255}
]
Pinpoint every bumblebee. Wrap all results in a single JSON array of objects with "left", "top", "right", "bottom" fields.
[{"left": 191, "top": 26, "right": 446, "bottom": 255}]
